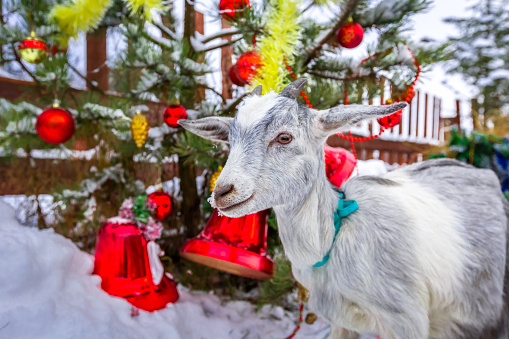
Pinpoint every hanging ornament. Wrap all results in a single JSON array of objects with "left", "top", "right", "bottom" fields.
[
  {"left": 131, "top": 111, "right": 149, "bottom": 148},
  {"left": 163, "top": 104, "right": 187, "bottom": 128},
  {"left": 36, "top": 103, "right": 75, "bottom": 144},
  {"left": 93, "top": 218, "right": 179, "bottom": 312},
  {"left": 324, "top": 145, "right": 357, "bottom": 188},
  {"left": 377, "top": 99, "right": 403, "bottom": 129},
  {"left": 18, "top": 31, "right": 49, "bottom": 64},
  {"left": 209, "top": 166, "right": 223, "bottom": 192},
  {"left": 235, "top": 51, "right": 263, "bottom": 85},
  {"left": 337, "top": 18, "right": 364, "bottom": 49},
  {"left": 219, "top": 0, "right": 249, "bottom": 21},
  {"left": 147, "top": 191, "right": 173, "bottom": 221},
  {"left": 229, "top": 65, "right": 246, "bottom": 86}
]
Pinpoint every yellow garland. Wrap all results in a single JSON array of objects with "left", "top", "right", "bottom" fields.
[
  {"left": 50, "top": 0, "right": 113, "bottom": 41},
  {"left": 124, "top": 0, "right": 166, "bottom": 22},
  {"left": 50, "top": 0, "right": 165, "bottom": 44},
  {"left": 250, "top": 0, "right": 302, "bottom": 94}
]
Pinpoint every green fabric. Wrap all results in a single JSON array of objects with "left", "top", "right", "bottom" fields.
[{"left": 313, "top": 192, "right": 358, "bottom": 268}]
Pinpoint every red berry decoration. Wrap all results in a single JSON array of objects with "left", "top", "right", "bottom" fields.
[
  {"left": 235, "top": 51, "right": 263, "bottom": 85},
  {"left": 337, "top": 20, "right": 364, "bottom": 49},
  {"left": 164, "top": 104, "right": 187, "bottom": 128},
  {"left": 36, "top": 105, "right": 75, "bottom": 144},
  {"left": 229, "top": 65, "right": 246, "bottom": 86},
  {"left": 148, "top": 191, "right": 173, "bottom": 221},
  {"left": 377, "top": 109, "right": 403, "bottom": 129},
  {"left": 219, "top": 0, "right": 249, "bottom": 21}
]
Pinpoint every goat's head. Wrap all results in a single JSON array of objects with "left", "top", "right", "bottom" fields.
[{"left": 179, "top": 79, "right": 406, "bottom": 217}]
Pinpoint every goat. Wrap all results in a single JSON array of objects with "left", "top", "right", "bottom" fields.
[{"left": 179, "top": 79, "right": 509, "bottom": 339}]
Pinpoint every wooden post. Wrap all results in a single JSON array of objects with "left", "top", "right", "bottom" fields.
[
  {"left": 195, "top": 12, "right": 205, "bottom": 101},
  {"left": 221, "top": 21, "right": 234, "bottom": 100},
  {"left": 424, "top": 93, "right": 429, "bottom": 139},
  {"left": 438, "top": 99, "right": 443, "bottom": 141},
  {"left": 455, "top": 99, "right": 462, "bottom": 135},
  {"left": 432, "top": 96, "right": 437, "bottom": 140},
  {"left": 471, "top": 98, "right": 480, "bottom": 131},
  {"left": 408, "top": 94, "right": 413, "bottom": 139},
  {"left": 86, "top": 28, "right": 109, "bottom": 91},
  {"left": 415, "top": 91, "right": 420, "bottom": 139}
]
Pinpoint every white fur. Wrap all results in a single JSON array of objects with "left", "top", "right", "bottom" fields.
[{"left": 235, "top": 92, "right": 279, "bottom": 128}]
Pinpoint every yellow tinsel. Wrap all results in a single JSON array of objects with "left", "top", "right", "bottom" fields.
[
  {"left": 209, "top": 166, "right": 223, "bottom": 192},
  {"left": 50, "top": 0, "right": 113, "bottom": 40},
  {"left": 124, "top": 0, "right": 166, "bottom": 22},
  {"left": 50, "top": 0, "right": 165, "bottom": 42},
  {"left": 250, "top": 0, "right": 302, "bottom": 94},
  {"left": 131, "top": 112, "right": 150, "bottom": 148}
]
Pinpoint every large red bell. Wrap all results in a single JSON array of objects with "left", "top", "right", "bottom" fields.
[
  {"left": 93, "top": 218, "right": 179, "bottom": 311},
  {"left": 180, "top": 209, "right": 275, "bottom": 280},
  {"left": 324, "top": 144, "right": 357, "bottom": 188}
]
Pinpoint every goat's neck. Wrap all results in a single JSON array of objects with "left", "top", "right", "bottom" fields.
[{"left": 273, "top": 167, "right": 339, "bottom": 269}]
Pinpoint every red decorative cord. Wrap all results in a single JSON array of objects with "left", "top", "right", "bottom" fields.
[{"left": 285, "top": 299, "right": 305, "bottom": 339}]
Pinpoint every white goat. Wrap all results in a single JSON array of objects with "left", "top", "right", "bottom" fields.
[{"left": 179, "top": 79, "right": 509, "bottom": 339}]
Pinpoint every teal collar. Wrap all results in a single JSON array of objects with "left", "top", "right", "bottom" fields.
[{"left": 313, "top": 192, "right": 358, "bottom": 268}]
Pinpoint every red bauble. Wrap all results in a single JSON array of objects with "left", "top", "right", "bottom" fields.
[
  {"left": 377, "top": 110, "right": 403, "bottom": 129},
  {"left": 324, "top": 144, "right": 357, "bottom": 188},
  {"left": 235, "top": 51, "right": 262, "bottom": 85},
  {"left": 337, "top": 22, "right": 364, "bottom": 49},
  {"left": 18, "top": 35, "right": 49, "bottom": 64},
  {"left": 229, "top": 65, "right": 246, "bottom": 86},
  {"left": 163, "top": 104, "right": 187, "bottom": 128},
  {"left": 93, "top": 219, "right": 179, "bottom": 312},
  {"left": 180, "top": 209, "right": 275, "bottom": 280},
  {"left": 148, "top": 191, "right": 173, "bottom": 221},
  {"left": 36, "top": 106, "right": 75, "bottom": 144},
  {"left": 219, "top": 0, "right": 249, "bottom": 20}
]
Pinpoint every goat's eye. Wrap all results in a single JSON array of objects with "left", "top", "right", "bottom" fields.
[{"left": 276, "top": 133, "right": 293, "bottom": 144}]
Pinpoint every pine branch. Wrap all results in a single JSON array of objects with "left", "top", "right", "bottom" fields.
[
  {"left": 11, "top": 43, "right": 41, "bottom": 86},
  {"left": 303, "top": 0, "right": 361, "bottom": 67},
  {"left": 199, "top": 27, "right": 241, "bottom": 44},
  {"left": 66, "top": 61, "right": 106, "bottom": 96}
]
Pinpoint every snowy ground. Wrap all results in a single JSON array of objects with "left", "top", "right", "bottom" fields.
[{"left": 0, "top": 200, "right": 335, "bottom": 339}]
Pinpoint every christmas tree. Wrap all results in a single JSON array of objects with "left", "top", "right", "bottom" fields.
[
  {"left": 445, "top": 0, "right": 509, "bottom": 129},
  {"left": 0, "top": 0, "right": 448, "bottom": 308}
]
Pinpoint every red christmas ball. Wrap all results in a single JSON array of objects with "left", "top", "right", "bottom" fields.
[
  {"left": 229, "top": 65, "right": 246, "bottom": 86},
  {"left": 337, "top": 22, "right": 364, "bottom": 49},
  {"left": 18, "top": 35, "right": 49, "bottom": 64},
  {"left": 148, "top": 191, "right": 173, "bottom": 221},
  {"left": 219, "top": 0, "right": 249, "bottom": 21},
  {"left": 36, "top": 106, "right": 75, "bottom": 144},
  {"left": 377, "top": 110, "right": 403, "bottom": 129},
  {"left": 164, "top": 104, "right": 187, "bottom": 128},
  {"left": 235, "top": 51, "right": 262, "bottom": 85}
]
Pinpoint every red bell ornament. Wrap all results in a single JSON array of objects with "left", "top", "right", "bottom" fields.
[
  {"left": 219, "top": 0, "right": 249, "bottom": 21},
  {"left": 164, "top": 104, "right": 187, "bottom": 128},
  {"left": 93, "top": 218, "right": 179, "bottom": 312},
  {"left": 147, "top": 191, "right": 173, "bottom": 221},
  {"left": 324, "top": 144, "right": 357, "bottom": 188},
  {"left": 235, "top": 51, "right": 263, "bottom": 85},
  {"left": 180, "top": 209, "right": 275, "bottom": 280},
  {"left": 229, "top": 65, "right": 246, "bottom": 86},
  {"left": 36, "top": 105, "right": 75, "bottom": 144},
  {"left": 337, "top": 20, "right": 364, "bottom": 49}
]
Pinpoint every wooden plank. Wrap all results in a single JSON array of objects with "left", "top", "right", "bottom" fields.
[
  {"left": 408, "top": 95, "right": 413, "bottom": 138},
  {"left": 86, "top": 28, "right": 109, "bottom": 91},
  {"left": 195, "top": 12, "right": 206, "bottom": 101},
  {"left": 415, "top": 91, "right": 420, "bottom": 138},
  {"left": 221, "top": 20, "right": 234, "bottom": 100},
  {"left": 438, "top": 99, "right": 443, "bottom": 141},
  {"left": 432, "top": 96, "right": 437, "bottom": 140},
  {"left": 455, "top": 99, "right": 462, "bottom": 135},
  {"left": 424, "top": 93, "right": 429, "bottom": 138}
]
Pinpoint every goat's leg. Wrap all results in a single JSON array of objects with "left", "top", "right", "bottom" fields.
[{"left": 331, "top": 327, "right": 361, "bottom": 339}]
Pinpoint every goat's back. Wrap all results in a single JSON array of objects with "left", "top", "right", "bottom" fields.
[{"left": 338, "top": 158, "right": 507, "bottom": 338}]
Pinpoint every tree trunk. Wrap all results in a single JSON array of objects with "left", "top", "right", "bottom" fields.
[{"left": 179, "top": 1, "right": 202, "bottom": 238}]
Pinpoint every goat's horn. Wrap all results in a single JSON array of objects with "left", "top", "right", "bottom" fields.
[
  {"left": 251, "top": 85, "right": 263, "bottom": 96},
  {"left": 280, "top": 78, "right": 308, "bottom": 100}
]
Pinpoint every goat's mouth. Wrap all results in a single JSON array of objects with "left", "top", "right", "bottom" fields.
[{"left": 218, "top": 193, "right": 255, "bottom": 213}]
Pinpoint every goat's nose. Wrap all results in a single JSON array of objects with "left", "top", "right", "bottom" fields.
[{"left": 215, "top": 183, "right": 235, "bottom": 198}]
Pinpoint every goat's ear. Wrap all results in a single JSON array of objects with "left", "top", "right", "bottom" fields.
[
  {"left": 315, "top": 102, "right": 407, "bottom": 136},
  {"left": 178, "top": 117, "right": 233, "bottom": 143}
]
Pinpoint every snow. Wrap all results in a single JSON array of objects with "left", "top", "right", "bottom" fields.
[{"left": 0, "top": 200, "right": 339, "bottom": 339}]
